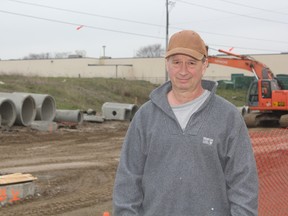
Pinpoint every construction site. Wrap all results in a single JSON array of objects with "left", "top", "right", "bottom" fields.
[
  {"left": 1, "top": 49, "right": 288, "bottom": 215},
  {"left": 0, "top": 120, "right": 128, "bottom": 216},
  {"left": 0, "top": 120, "right": 288, "bottom": 216},
  {"left": 0, "top": 80, "right": 141, "bottom": 216},
  {"left": 1, "top": 0, "right": 287, "bottom": 214},
  {"left": 0, "top": 85, "right": 288, "bottom": 216}
]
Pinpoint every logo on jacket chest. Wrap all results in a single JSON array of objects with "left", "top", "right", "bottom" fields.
[{"left": 202, "top": 137, "right": 214, "bottom": 145}]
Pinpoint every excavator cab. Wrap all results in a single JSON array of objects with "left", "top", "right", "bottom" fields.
[
  {"left": 247, "top": 80, "right": 259, "bottom": 107},
  {"left": 247, "top": 79, "right": 274, "bottom": 107}
]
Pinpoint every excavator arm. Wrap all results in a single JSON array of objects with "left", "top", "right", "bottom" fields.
[{"left": 208, "top": 49, "right": 274, "bottom": 80}]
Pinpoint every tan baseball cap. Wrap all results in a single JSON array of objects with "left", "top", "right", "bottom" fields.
[{"left": 165, "top": 30, "right": 207, "bottom": 60}]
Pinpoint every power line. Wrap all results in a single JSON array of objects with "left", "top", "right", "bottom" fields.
[
  {"left": 208, "top": 44, "right": 284, "bottom": 53},
  {"left": 0, "top": 9, "right": 164, "bottom": 39},
  {"left": 185, "top": 29, "right": 288, "bottom": 44},
  {"left": 1, "top": 2, "right": 287, "bottom": 54},
  {"left": 217, "top": 0, "right": 288, "bottom": 16},
  {"left": 6, "top": 0, "right": 164, "bottom": 28},
  {"left": 176, "top": 0, "right": 288, "bottom": 25},
  {"left": 7, "top": 0, "right": 288, "bottom": 43},
  {"left": 0, "top": 9, "right": 285, "bottom": 54},
  {"left": 5, "top": 0, "right": 288, "bottom": 45},
  {"left": 8, "top": 0, "right": 288, "bottom": 27}
]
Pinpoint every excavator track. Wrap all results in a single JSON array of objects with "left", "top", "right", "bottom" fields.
[
  {"left": 243, "top": 112, "right": 281, "bottom": 128},
  {"left": 243, "top": 113, "right": 260, "bottom": 128},
  {"left": 279, "top": 114, "right": 288, "bottom": 128}
]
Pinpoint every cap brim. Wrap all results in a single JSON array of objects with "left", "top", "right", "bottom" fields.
[{"left": 165, "top": 47, "right": 204, "bottom": 60}]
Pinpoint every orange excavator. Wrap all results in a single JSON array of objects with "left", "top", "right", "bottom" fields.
[{"left": 208, "top": 49, "right": 288, "bottom": 127}]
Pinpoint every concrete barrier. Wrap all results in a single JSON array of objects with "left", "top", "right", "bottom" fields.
[
  {"left": 0, "top": 93, "right": 36, "bottom": 126},
  {"left": 31, "top": 121, "right": 58, "bottom": 132},
  {"left": 0, "top": 182, "right": 36, "bottom": 206},
  {"left": 54, "top": 109, "right": 83, "bottom": 124},
  {"left": 101, "top": 102, "right": 138, "bottom": 121},
  {"left": 0, "top": 97, "right": 17, "bottom": 127}
]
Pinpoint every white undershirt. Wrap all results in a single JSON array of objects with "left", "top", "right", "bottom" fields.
[{"left": 171, "top": 90, "right": 210, "bottom": 130}]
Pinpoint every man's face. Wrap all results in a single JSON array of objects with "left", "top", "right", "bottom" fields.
[{"left": 166, "top": 54, "right": 207, "bottom": 92}]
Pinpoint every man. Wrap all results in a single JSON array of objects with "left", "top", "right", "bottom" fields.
[{"left": 113, "top": 30, "right": 258, "bottom": 215}]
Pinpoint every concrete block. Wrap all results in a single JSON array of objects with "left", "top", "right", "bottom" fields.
[
  {"left": 31, "top": 121, "right": 58, "bottom": 132},
  {"left": 0, "top": 182, "right": 36, "bottom": 206}
]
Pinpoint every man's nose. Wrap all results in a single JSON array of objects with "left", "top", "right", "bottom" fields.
[{"left": 179, "top": 64, "right": 189, "bottom": 74}]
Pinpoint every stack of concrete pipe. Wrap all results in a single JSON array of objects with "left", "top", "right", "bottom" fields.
[
  {"left": 0, "top": 91, "right": 86, "bottom": 130},
  {"left": 0, "top": 92, "right": 56, "bottom": 127}
]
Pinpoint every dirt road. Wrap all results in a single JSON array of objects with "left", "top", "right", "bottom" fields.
[
  {"left": 0, "top": 121, "right": 129, "bottom": 216},
  {"left": 1, "top": 122, "right": 287, "bottom": 216}
]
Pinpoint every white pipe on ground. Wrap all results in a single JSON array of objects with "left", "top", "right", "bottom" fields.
[
  {"left": 0, "top": 93, "right": 36, "bottom": 126},
  {"left": 54, "top": 109, "right": 83, "bottom": 124},
  {"left": 0, "top": 97, "right": 17, "bottom": 127},
  {"left": 16, "top": 93, "right": 56, "bottom": 122}
]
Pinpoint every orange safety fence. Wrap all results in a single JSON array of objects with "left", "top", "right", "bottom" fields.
[{"left": 250, "top": 128, "right": 288, "bottom": 215}]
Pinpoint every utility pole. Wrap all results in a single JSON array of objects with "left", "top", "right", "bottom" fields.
[
  {"left": 165, "top": 0, "right": 169, "bottom": 82},
  {"left": 102, "top": 45, "right": 106, "bottom": 58}
]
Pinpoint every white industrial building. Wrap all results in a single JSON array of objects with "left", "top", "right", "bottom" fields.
[{"left": 0, "top": 53, "right": 287, "bottom": 84}]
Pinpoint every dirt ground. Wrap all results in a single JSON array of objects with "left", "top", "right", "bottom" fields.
[
  {"left": 0, "top": 121, "right": 286, "bottom": 216},
  {"left": 0, "top": 121, "right": 129, "bottom": 216}
]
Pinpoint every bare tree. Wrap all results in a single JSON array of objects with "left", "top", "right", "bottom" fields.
[
  {"left": 75, "top": 50, "right": 87, "bottom": 57},
  {"left": 22, "top": 50, "right": 88, "bottom": 59},
  {"left": 23, "top": 52, "right": 51, "bottom": 60},
  {"left": 135, "top": 44, "right": 164, "bottom": 58},
  {"left": 54, "top": 52, "right": 71, "bottom": 59}
]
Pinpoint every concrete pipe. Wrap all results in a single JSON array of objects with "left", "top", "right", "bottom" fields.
[
  {"left": 54, "top": 109, "right": 83, "bottom": 124},
  {"left": 102, "top": 102, "right": 138, "bottom": 121},
  {"left": 0, "top": 93, "right": 36, "bottom": 126},
  {"left": 17, "top": 93, "right": 56, "bottom": 122},
  {"left": 0, "top": 97, "right": 17, "bottom": 127}
]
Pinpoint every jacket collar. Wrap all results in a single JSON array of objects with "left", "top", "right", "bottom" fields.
[
  {"left": 150, "top": 79, "right": 217, "bottom": 111},
  {"left": 149, "top": 80, "right": 218, "bottom": 135}
]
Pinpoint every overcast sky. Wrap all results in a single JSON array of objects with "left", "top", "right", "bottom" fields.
[{"left": 1, "top": 0, "right": 288, "bottom": 60}]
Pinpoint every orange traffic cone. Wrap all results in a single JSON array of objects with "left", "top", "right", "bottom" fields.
[{"left": 103, "top": 211, "right": 110, "bottom": 216}]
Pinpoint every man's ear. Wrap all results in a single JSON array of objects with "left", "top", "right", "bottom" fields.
[
  {"left": 165, "top": 58, "right": 169, "bottom": 71},
  {"left": 201, "top": 58, "right": 208, "bottom": 76}
]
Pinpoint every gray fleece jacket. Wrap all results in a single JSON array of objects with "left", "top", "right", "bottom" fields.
[{"left": 113, "top": 80, "right": 258, "bottom": 216}]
